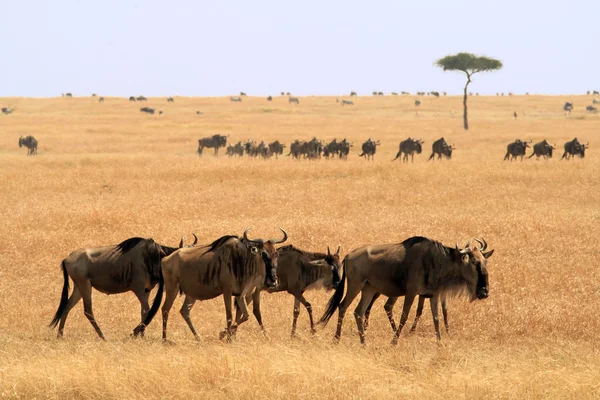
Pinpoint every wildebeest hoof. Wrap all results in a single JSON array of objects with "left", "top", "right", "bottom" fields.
[
  {"left": 310, "top": 329, "right": 317, "bottom": 335},
  {"left": 390, "top": 338, "right": 399, "bottom": 346},
  {"left": 162, "top": 339, "right": 176, "bottom": 346}
]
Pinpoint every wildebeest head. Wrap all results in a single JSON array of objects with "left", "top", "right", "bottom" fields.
[
  {"left": 415, "top": 138, "right": 424, "bottom": 154},
  {"left": 322, "top": 245, "right": 342, "bottom": 289},
  {"left": 454, "top": 238, "right": 494, "bottom": 301},
  {"left": 18, "top": 136, "right": 23, "bottom": 148},
  {"left": 242, "top": 228, "right": 288, "bottom": 288}
]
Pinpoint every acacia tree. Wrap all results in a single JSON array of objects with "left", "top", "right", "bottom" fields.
[{"left": 435, "top": 53, "right": 503, "bottom": 130}]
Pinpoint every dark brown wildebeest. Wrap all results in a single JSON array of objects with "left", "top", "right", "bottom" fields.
[
  {"left": 359, "top": 138, "right": 380, "bottom": 161},
  {"left": 129, "top": 96, "right": 136, "bottom": 102},
  {"left": 255, "top": 141, "right": 271, "bottom": 159},
  {"left": 341, "top": 100, "right": 354, "bottom": 106},
  {"left": 63, "top": 93, "right": 73, "bottom": 97},
  {"left": 240, "top": 92, "right": 247, "bottom": 96},
  {"left": 586, "top": 105, "right": 597, "bottom": 113},
  {"left": 350, "top": 91, "right": 357, "bottom": 97},
  {"left": 167, "top": 97, "right": 174, "bottom": 103},
  {"left": 133, "top": 229, "right": 288, "bottom": 341},
  {"left": 268, "top": 140, "right": 285, "bottom": 159},
  {"left": 49, "top": 237, "right": 180, "bottom": 339},
  {"left": 319, "top": 236, "right": 493, "bottom": 344},
  {"left": 305, "top": 137, "right": 323, "bottom": 159},
  {"left": 339, "top": 138, "right": 351, "bottom": 160},
  {"left": 235, "top": 245, "right": 341, "bottom": 337},
  {"left": 288, "top": 140, "right": 306, "bottom": 159},
  {"left": 323, "top": 139, "right": 339, "bottom": 159},
  {"left": 2, "top": 107, "right": 14, "bottom": 115},
  {"left": 289, "top": 96, "right": 300, "bottom": 104},
  {"left": 245, "top": 139, "right": 257, "bottom": 157},
  {"left": 99, "top": 97, "right": 104, "bottom": 103},
  {"left": 267, "top": 96, "right": 273, "bottom": 101},
  {"left": 197, "top": 134, "right": 227, "bottom": 156},
  {"left": 503, "top": 139, "right": 531, "bottom": 161},
  {"left": 428, "top": 137, "right": 453, "bottom": 161},
  {"left": 529, "top": 140, "right": 555, "bottom": 159},
  {"left": 19, "top": 135, "right": 38, "bottom": 156},
  {"left": 513, "top": 111, "right": 517, "bottom": 119},
  {"left": 393, "top": 137, "right": 424, "bottom": 163},
  {"left": 137, "top": 96, "right": 147, "bottom": 102},
  {"left": 415, "top": 100, "right": 421, "bottom": 106},
  {"left": 230, "top": 96, "right": 242, "bottom": 102},
  {"left": 140, "top": 107, "right": 155, "bottom": 115},
  {"left": 561, "top": 138, "right": 589, "bottom": 160},
  {"left": 226, "top": 142, "right": 245, "bottom": 157}
]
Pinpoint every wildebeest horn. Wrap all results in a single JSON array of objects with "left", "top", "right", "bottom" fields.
[
  {"left": 336, "top": 245, "right": 340, "bottom": 255},
  {"left": 474, "top": 238, "right": 487, "bottom": 251},
  {"left": 456, "top": 243, "right": 470, "bottom": 254},
  {"left": 269, "top": 228, "right": 288, "bottom": 244},
  {"left": 327, "top": 246, "right": 331, "bottom": 256},
  {"left": 179, "top": 235, "right": 184, "bottom": 248},
  {"left": 192, "top": 233, "right": 198, "bottom": 245}
]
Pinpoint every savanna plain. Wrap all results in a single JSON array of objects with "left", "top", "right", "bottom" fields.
[{"left": 0, "top": 94, "right": 599, "bottom": 399}]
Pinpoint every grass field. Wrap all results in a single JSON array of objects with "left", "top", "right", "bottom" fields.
[{"left": 1, "top": 94, "right": 599, "bottom": 399}]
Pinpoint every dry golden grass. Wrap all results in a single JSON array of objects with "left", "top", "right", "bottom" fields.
[{"left": 1, "top": 94, "right": 599, "bottom": 399}]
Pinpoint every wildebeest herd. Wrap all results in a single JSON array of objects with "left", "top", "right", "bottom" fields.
[
  {"left": 50, "top": 229, "right": 493, "bottom": 345},
  {"left": 503, "top": 138, "right": 589, "bottom": 161}
]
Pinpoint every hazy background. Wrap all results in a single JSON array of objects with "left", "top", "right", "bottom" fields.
[{"left": 2, "top": 0, "right": 598, "bottom": 97}]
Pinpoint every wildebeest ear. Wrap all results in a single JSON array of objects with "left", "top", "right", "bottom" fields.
[{"left": 483, "top": 249, "right": 494, "bottom": 259}]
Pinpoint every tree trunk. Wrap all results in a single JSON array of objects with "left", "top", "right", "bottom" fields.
[{"left": 463, "top": 74, "right": 471, "bottom": 130}]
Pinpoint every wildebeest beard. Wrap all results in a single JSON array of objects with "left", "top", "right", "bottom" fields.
[{"left": 262, "top": 252, "right": 278, "bottom": 289}]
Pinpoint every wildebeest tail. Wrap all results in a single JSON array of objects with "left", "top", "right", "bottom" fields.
[
  {"left": 528, "top": 151, "right": 535, "bottom": 158},
  {"left": 319, "top": 257, "right": 346, "bottom": 326},
  {"left": 49, "top": 260, "right": 69, "bottom": 328},
  {"left": 503, "top": 152, "right": 510, "bottom": 161},
  {"left": 132, "top": 266, "right": 164, "bottom": 336},
  {"left": 359, "top": 152, "right": 365, "bottom": 157},
  {"left": 392, "top": 151, "right": 401, "bottom": 161}
]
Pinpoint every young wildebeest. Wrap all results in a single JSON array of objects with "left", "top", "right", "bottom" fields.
[
  {"left": 319, "top": 236, "right": 493, "bottom": 344},
  {"left": 49, "top": 237, "right": 180, "bottom": 339},
  {"left": 197, "top": 134, "right": 227, "bottom": 156},
  {"left": 235, "top": 245, "right": 341, "bottom": 337},
  {"left": 359, "top": 138, "right": 380, "bottom": 160},
  {"left": 133, "top": 229, "right": 288, "bottom": 341},
  {"left": 393, "top": 137, "right": 424, "bottom": 163},
  {"left": 561, "top": 138, "right": 589, "bottom": 160},
  {"left": 19, "top": 135, "right": 38, "bottom": 156},
  {"left": 504, "top": 139, "right": 531, "bottom": 161},
  {"left": 428, "top": 137, "right": 453, "bottom": 161},
  {"left": 529, "top": 140, "right": 555, "bottom": 159}
]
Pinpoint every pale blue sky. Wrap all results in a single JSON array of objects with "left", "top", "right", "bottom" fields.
[{"left": 2, "top": 0, "right": 597, "bottom": 97}]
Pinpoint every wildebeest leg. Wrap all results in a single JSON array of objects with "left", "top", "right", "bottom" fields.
[
  {"left": 291, "top": 297, "right": 301, "bottom": 337},
  {"left": 354, "top": 286, "right": 378, "bottom": 345},
  {"left": 221, "top": 291, "right": 234, "bottom": 341},
  {"left": 160, "top": 282, "right": 179, "bottom": 342},
  {"left": 80, "top": 281, "right": 104, "bottom": 340},
  {"left": 296, "top": 293, "right": 317, "bottom": 335},
  {"left": 441, "top": 297, "right": 449, "bottom": 333},
  {"left": 57, "top": 287, "right": 82, "bottom": 337},
  {"left": 363, "top": 292, "right": 381, "bottom": 331},
  {"left": 335, "top": 283, "right": 363, "bottom": 342},
  {"left": 133, "top": 289, "right": 150, "bottom": 337},
  {"left": 430, "top": 295, "right": 442, "bottom": 340},
  {"left": 383, "top": 296, "right": 399, "bottom": 332},
  {"left": 428, "top": 153, "right": 435, "bottom": 161},
  {"left": 228, "top": 296, "right": 250, "bottom": 337},
  {"left": 179, "top": 296, "right": 199, "bottom": 339},
  {"left": 249, "top": 291, "right": 265, "bottom": 333},
  {"left": 409, "top": 296, "right": 426, "bottom": 333},
  {"left": 391, "top": 292, "right": 416, "bottom": 345}
]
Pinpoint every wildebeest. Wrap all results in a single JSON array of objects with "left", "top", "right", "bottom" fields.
[
  {"left": 267, "top": 96, "right": 273, "bottom": 101},
  {"left": 63, "top": 93, "right": 73, "bottom": 97},
  {"left": 197, "top": 134, "right": 227, "bottom": 156},
  {"left": 305, "top": 137, "right": 323, "bottom": 159},
  {"left": 359, "top": 138, "right": 379, "bottom": 160},
  {"left": 245, "top": 139, "right": 257, "bottom": 157},
  {"left": 140, "top": 107, "right": 155, "bottom": 115},
  {"left": 268, "top": 140, "right": 285, "bottom": 159},
  {"left": 230, "top": 96, "right": 242, "bottom": 102},
  {"left": 167, "top": 97, "right": 174, "bottom": 103},
  {"left": 338, "top": 138, "right": 351, "bottom": 160},
  {"left": 49, "top": 237, "right": 179, "bottom": 339},
  {"left": 431, "top": 91, "right": 440, "bottom": 97},
  {"left": 415, "top": 100, "right": 421, "bottom": 106},
  {"left": 288, "top": 140, "right": 305, "bottom": 159},
  {"left": 255, "top": 141, "right": 271, "bottom": 159},
  {"left": 503, "top": 139, "right": 531, "bottom": 161},
  {"left": 529, "top": 140, "right": 556, "bottom": 159},
  {"left": 319, "top": 236, "right": 493, "bottom": 344},
  {"left": 19, "top": 135, "right": 38, "bottom": 156},
  {"left": 586, "top": 105, "right": 597, "bottom": 113},
  {"left": 378, "top": 92, "right": 384, "bottom": 96},
  {"left": 561, "top": 138, "right": 589, "bottom": 160},
  {"left": 513, "top": 111, "right": 517, "bottom": 119},
  {"left": 323, "top": 139, "right": 339, "bottom": 159},
  {"left": 564, "top": 102, "right": 573, "bottom": 113},
  {"left": 593, "top": 90, "right": 600, "bottom": 95},
  {"left": 133, "top": 229, "right": 288, "bottom": 341},
  {"left": 236, "top": 245, "right": 341, "bottom": 337},
  {"left": 240, "top": 92, "right": 247, "bottom": 96},
  {"left": 393, "top": 137, "right": 424, "bottom": 163},
  {"left": 341, "top": 100, "right": 354, "bottom": 106},
  {"left": 289, "top": 97, "right": 300, "bottom": 104},
  {"left": 98, "top": 97, "right": 104, "bottom": 103},
  {"left": 129, "top": 96, "right": 136, "bottom": 102},
  {"left": 137, "top": 96, "right": 147, "bottom": 102},
  {"left": 428, "top": 137, "right": 453, "bottom": 161},
  {"left": 2, "top": 107, "right": 14, "bottom": 115},
  {"left": 593, "top": 99, "right": 600, "bottom": 105},
  {"left": 226, "top": 141, "right": 245, "bottom": 157},
  {"left": 350, "top": 91, "right": 357, "bottom": 97}
]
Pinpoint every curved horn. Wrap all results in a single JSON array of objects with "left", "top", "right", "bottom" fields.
[
  {"left": 270, "top": 228, "right": 288, "bottom": 244},
  {"left": 192, "top": 233, "right": 198, "bottom": 245},
  {"left": 327, "top": 246, "right": 331, "bottom": 256},
  {"left": 179, "top": 235, "right": 184, "bottom": 248},
  {"left": 243, "top": 227, "right": 252, "bottom": 242},
  {"left": 464, "top": 239, "right": 472, "bottom": 249},
  {"left": 336, "top": 245, "right": 340, "bottom": 255},
  {"left": 456, "top": 243, "right": 470, "bottom": 254},
  {"left": 474, "top": 238, "right": 487, "bottom": 252}
]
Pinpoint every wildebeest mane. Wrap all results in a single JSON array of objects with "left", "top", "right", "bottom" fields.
[
  {"left": 116, "top": 237, "right": 146, "bottom": 253},
  {"left": 401, "top": 236, "right": 452, "bottom": 258},
  {"left": 278, "top": 245, "right": 326, "bottom": 260},
  {"left": 202, "top": 235, "right": 239, "bottom": 256}
]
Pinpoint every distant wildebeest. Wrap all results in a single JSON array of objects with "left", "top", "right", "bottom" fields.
[
  {"left": 129, "top": 96, "right": 136, "bottom": 102},
  {"left": 267, "top": 96, "right": 272, "bottom": 101},
  {"left": 92, "top": 93, "right": 97, "bottom": 97},
  {"left": 428, "top": 137, "right": 454, "bottom": 161},
  {"left": 288, "top": 140, "right": 305, "bottom": 159},
  {"left": 503, "top": 139, "right": 531, "bottom": 161},
  {"left": 196, "top": 111, "right": 203, "bottom": 115},
  {"left": 372, "top": 91, "right": 378, "bottom": 96},
  {"left": 137, "top": 96, "right": 147, "bottom": 102},
  {"left": 306, "top": 137, "right": 323, "bottom": 159},
  {"left": 319, "top": 237, "right": 493, "bottom": 344},
  {"left": 338, "top": 138, "right": 351, "bottom": 160},
  {"left": 226, "top": 141, "right": 244, "bottom": 157},
  {"left": 133, "top": 229, "right": 288, "bottom": 341},
  {"left": 586, "top": 105, "right": 597, "bottom": 113},
  {"left": 268, "top": 141, "right": 285, "bottom": 159},
  {"left": 197, "top": 134, "right": 227, "bottom": 156},
  {"left": 561, "top": 138, "right": 589, "bottom": 160},
  {"left": 350, "top": 91, "right": 357, "bottom": 97},
  {"left": 49, "top": 237, "right": 180, "bottom": 339},
  {"left": 529, "top": 140, "right": 556, "bottom": 159},
  {"left": 431, "top": 91, "right": 440, "bottom": 97},
  {"left": 289, "top": 97, "right": 300, "bottom": 104},
  {"left": 19, "top": 135, "right": 38, "bottom": 156},
  {"left": 323, "top": 139, "right": 340, "bottom": 159},
  {"left": 359, "top": 138, "right": 380, "bottom": 160},
  {"left": 341, "top": 100, "right": 354, "bottom": 106},
  {"left": 564, "top": 102, "right": 573, "bottom": 113},
  {"left": 140, "top": 107, "right": 155, "bottom": 115},
  {"left": 236, "top": 245, "right": 341, "bottom": 337},
  {"left": 255, "top": 141, "right": 271, "bottom": 159},
  {"left": 230, "top": 96, "right": 242, "bottom": 102},
  {"left": 244, "top": 139, "right": 257, "bottom": 157},
  {"left": 415, "top": 100, "right": 421, "bottom": 106},
  {"left": 393, "top": 137, "right": 424, "bottom": 163},
  {"left": 593, "top": 99, "right": 600, "bottom": 104},
  {"left": 378, "top": 92, "right": 384, "bottom": 96},
  {"left": 513, "top": 111, "right": 517, "bottom": 119},
  {"left": 2, "top": 107, "right": 14, "bottom": 115},
  {"left": 167, "top": 97, "right": 174, "bottom": 103},
  {"left": 593, "top": 90, "right": 599, "bottom": 95},
  {"left": 281, "top": 92, "right": 285, "bottom": 96},
  {"left": 286, "top": 92, "right": 291, "bottom": 96},
  {"left": 63, "top": 93, "right": 73, "bottom": 97},
  {"left": 240, "top": 92, "right": 247, "bottom": 96},
  {"left": 99, "top": 97, "right": 104, "bottom": 103},
  {"left": 158, "top": 110, "right": 163, "bottom": 116}
]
